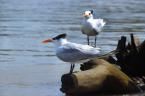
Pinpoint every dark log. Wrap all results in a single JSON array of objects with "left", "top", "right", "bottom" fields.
[
  {"left": 116, "top": 36, "right": 127, "bottom": 51},
  {"left": 115, "top": 36, "right": 128, "bottom": 70},
  {"left": 137, "top": 39, "right": 145, "bottom": 75},
  {"left": 130, "top": 33, "right": 139, "bottom": 54},
  {"left": 114, "top": 34, "right": 145, "bottom": 76},
  {"left": 116, "top": 36, "right": 127, "bottom": 59},
  {"left": 60, "top": 59, "right": 140, "bottom": 95},
  {"left": 138, "top": 39, "right": 145, "bottom": 64}
]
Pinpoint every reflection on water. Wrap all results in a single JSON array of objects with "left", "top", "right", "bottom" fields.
[{"left": 0, "top": 0, "right": 145, "bottom": 96}]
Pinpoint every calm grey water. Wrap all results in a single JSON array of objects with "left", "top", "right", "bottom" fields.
[{"left": 0, "top": 0, "right": 145, "bottom": 96}]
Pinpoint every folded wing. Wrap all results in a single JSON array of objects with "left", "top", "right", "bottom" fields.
[{"left": 56, "top": 43, "right": 101, "bottom": 62}]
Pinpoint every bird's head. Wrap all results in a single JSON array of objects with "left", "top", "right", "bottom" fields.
[
  {"left": 42, "top": 33, "right": 67, "bottom": 45},
  {"left": 83, "top": 10, "right": 94, "bottom": 19}
]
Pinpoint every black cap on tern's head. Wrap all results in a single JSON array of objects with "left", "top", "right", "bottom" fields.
[
  {"left": 52, "top": 33, "right": 67, "bottom": 40},
  {"left": 90, "top": 10, "right": 93, "bottom": 14},
  {"left": 42, "top": 33, "right": 67, "bottom": 43}
]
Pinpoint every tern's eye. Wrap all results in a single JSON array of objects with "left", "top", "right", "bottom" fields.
[{"left": 89, "top": 13, "right": 91, "bottom": 15}]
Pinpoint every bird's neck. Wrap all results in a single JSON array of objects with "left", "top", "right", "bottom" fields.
[
  {"left": 54, "top": 38, "right": 68, "bottom": 48},
  {"left": 85, "top": 15, "right": 94, "bottom": 20},
  {"left": 59, "top": 38, "right": 68, "bottom": 45}
]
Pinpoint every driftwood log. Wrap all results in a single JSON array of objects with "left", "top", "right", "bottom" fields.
[
  {"left": 60, "top": 59, "right": 140, "bottom": 95},
  {"left": 60, "top": 33, "right": 145, "bottom": 95}
]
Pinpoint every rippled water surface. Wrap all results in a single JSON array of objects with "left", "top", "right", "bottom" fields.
[{"left": 0, "top": 0, "right": 145, "bottom": 96}]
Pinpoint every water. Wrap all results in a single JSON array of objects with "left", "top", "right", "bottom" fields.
[{"left": 0, "top": 0, "right": 145, "bottom": 96}]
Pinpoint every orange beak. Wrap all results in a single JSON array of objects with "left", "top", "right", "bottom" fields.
[
  {"left": 83, "top": 13, "right": 89, "bottom": 17},
  {"left": 83, "top": 13, "right": 86, "bottom": 17},
  {"left": 42, "top": 38, "right": 53, "bottom": 44}
]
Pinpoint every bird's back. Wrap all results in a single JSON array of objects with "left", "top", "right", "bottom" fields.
[{"left": 56, "top": 42, "right": 101, "bottom": 63}]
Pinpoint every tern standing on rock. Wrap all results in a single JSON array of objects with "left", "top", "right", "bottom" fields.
[
  {"left": 81, "top": 10, "right": 106, "bottom": 47},
  {"left": 42, "top": 33, "right": 101, "bottom": 74}
]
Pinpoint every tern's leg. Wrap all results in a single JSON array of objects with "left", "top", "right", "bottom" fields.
[
  {"left": 94, "top": 35, "right": 97, "bottom": 47},
  {"left": 69, "top": 64, "right": 75, "bottom": 74},
  {"left": 87, "top": 35, "right": 90, "bottom": 45}
]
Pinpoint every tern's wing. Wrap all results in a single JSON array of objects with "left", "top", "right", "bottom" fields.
[
  {"left": 92, "top": 19, "right": 106, "bottom": 32},
  {"left": 56, "top": 43, "right": 101, "bottom": 62}
]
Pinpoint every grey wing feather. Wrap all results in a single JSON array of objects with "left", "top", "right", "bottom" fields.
[{"left": 56, "top": 43, "right": 100, "bottom": 62}]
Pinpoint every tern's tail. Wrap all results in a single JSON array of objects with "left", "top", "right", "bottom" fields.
[{"left": 97, "top": 49, "right": 119, "bottom": 59}]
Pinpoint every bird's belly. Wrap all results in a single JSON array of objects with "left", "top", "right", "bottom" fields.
[
  {"left": 56, "top": 52, "right": 79, "bottom": 63},
  {"left": 82, "top": 27, "right": 98, "bottom": 36},
  {"left": 56, "top": 52, "right": 89, "bottom": 63}
]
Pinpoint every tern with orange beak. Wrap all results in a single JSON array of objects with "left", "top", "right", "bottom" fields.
[
  {"left": 81, "top": 10, "right": 106, "bottom": 47},
  {"left": 42, "top": 33, "right": 101, "bottom": 74}
]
